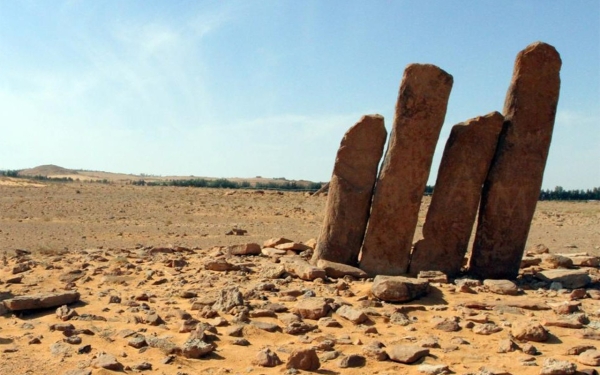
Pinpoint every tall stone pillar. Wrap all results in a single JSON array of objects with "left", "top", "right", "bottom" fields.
[
  {"left": 311, "top": 115, "right": 387, "bottom": 266},
  {"left": 359, "top": 64, "right": 453, "bottom": 276},
  {"left": 409, "top": 112, "right": 504, "bottom": 277},
  {"left": 469, "top": 42, "right": 561, "bottom": 279}
]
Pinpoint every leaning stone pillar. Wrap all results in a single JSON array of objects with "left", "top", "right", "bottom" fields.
[
  {"left": 409, "top": 112, "right": 504, "bottom": 277},
  {"left": 311, "top": 115, "right": 387, "bottom": 266},
  {"left": 359, "top": 64, "right": 453, "bottom": 276},
  {"left": 469, "top": 42, "right": 561, "bottom": 279}
]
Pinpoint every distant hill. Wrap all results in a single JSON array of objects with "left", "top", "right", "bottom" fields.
[
  {"left": 19, "top": 165, "right": 79, "bottom": 176},
  {"left": 14, "top": 165, "right": 324, "bottom": 187}
]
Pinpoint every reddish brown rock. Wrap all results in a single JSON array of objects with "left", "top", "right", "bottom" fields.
[
  {"left": 311, "top": 115, "right": 387, "bottom": 266},
  {"left": 3, "top": 291, "right": 80, "bottom": 311},
  {"left": 409, "top": 112, "right": 504, "bottom": 277},
  {"left": 470, "top": 42, "right": 562, "bottom": 279},
  {"left": 360, "top": 64, "right": 453, "bottom": 275}
]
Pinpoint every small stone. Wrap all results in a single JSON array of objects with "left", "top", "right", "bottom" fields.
[
  {"left": 338, "top": 354, "right": 366, "bottom": 368},
  {"left": 483, "top": 279, "right": 519, "bottom": 295},
  {"left": 434, "top": 317, "right": 461, "bottom": 332},
  {"left": 387, "top": 345, "right": 429, "bottom": 364},
  {"left": 370, "top": 275, "right": 430, "bottom": 302},
  {"left": 131, "top": 362, "right": 152, "bottom": 371},
  {"left": 251, "top": 321, "right": 280, "bottom": 333},
  {"left": 294, "top": 298, "right": 330, "bottom": 320},
  {"left": 181, "top": 338, "right": 215, "bottom": 358},
  {"left": 497, "top": 339, "right": 518, "bottom": 353},
  {"left": 540, "top": 358, "right": 577, "bottom": 375},
  {"left": 511, "top": 321, "right": 548, "bottom": 342},
  {"left": 128, "top": 335, "right": 147, "bottom": 349},
  {"left": 286, "top": 348, "right": 320, "bottom": 371},
  {"left": 253, "top": 348, "right": 282, "bottom": 367},
  {"left": 579, "top": 350, "right": 600, "bottom": 366},
  {"left": 92, "top": 353, "right": 123, "bottom": 371},
  {"left": 472, "top": 323, "right": 502, "bottom": 335},
  {"left": 229, "top": 243, "right": 261, "bottom": 256},
  {"left": 566, "top": 345, "right": 595, "bottom": 355},
  {"left": 336, "top": 305, "right": 367, "bottom": 324},
  {"left": 315, "top": 260, "right": 369, "bottom": 279},
  {"left": 417, "top": 364, "right": 450, "bottom": 375}
]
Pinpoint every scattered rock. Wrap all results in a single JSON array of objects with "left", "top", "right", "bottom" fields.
[
  {"left": 294, "top": 298, "right": 330, "bottom": 320},
  {"left": 540, "top": 358, "right": 577, "bottom": 375},
  {"left": 4, "top": 291, "right": 80, "bottom": 311},
  {"left": 579, "top": 350, "right": 600, "bottom": 366},
  {"left": 92, "top": 352, "right": 124, "bottom": 371},
  {"left": 387, "top": 345, "right": 429, "bottom": 364},
  {"left": 370, "top": 275, "right": 430, "bottom": 302},
  {"left": 286, "top": 348, "right": 320, "bottom": 371},
  {"left": 338, "top": 354, "right": 366, "bottom": 368},
  {"left": 336, "top": 305, "right": 368, "bottom": 324},
  {"left": 483, "top": 279, "right": 519, "bottom": 295},
  {"left": 511, "top": 321, "right": 548, "bottom": 342},
  {"left": 535, "top": 269, "right": 591, "bottom": 289},
  {"left": 228, "top": 243, "right": 261, "bottom": 255},
  {"left": 253, "top": 348, "right": 282, "bottom": 367},
  {"left": 315, "top": 259, "right": 368, "bottom": 279}
]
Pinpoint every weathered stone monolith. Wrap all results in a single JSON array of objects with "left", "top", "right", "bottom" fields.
[
  {"left": 469, "top": 42, "right": 561, "bottom": 279},
  {"left": 359, "top": 64, "right": 453, "bottom": 276},
  {"left": 409, "top": 112, "right": 504, "bottom": 277},
  {"left": 311, "top": 115, "right": 387, "bottom": 266}
]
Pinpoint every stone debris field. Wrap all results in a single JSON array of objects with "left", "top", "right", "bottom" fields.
[{"left": 1, "top": 41, "right": 600, "bottom": 375}]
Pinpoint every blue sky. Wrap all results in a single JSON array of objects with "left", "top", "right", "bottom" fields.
[{"left": 0, "top": 1, "right": 598, "bottom": 189}]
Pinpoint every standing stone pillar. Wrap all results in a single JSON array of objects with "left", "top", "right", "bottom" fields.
[
  {"left": 359, "top": 64, "right": 453, "bottom": 276},
  {"left": 469, "top": 42, "right": 561, "bottom": 279},
  {"left": 311, "top": 115, "right": 387, "bottom": 266},
  {"left": 409, "top": 112, "right": 504, "bottom": 277}
]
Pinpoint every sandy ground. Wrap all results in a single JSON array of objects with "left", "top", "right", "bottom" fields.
[{"left": 1, "top": 180, "right": 600, "bottom": 375}]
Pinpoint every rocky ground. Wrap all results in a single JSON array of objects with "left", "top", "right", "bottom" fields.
[{"left": 1, "top": 179, "right": 600, "bottom": 375}]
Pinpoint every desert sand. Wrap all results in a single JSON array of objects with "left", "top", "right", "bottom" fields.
[{"left": 1, "top": 178, "right": 599, "bottom": 375}]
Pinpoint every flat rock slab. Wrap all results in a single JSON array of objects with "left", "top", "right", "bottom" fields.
[
  {"left": 483, "top": 279, "right": 519, "bottom": 295},
  {"left": 294, "top": 298, "right": 331, "bottom": 320},
  {"left": 387, "top": 345, "right": 429, "bottom": 364},
  {"left": 370, "top": 275, "right": 429, "bottom": 302},
  {"left": 3, "top": 291, "right": 80, "bottom": 311},
  {"left": 281, "top": 257, "right": 326, "bottom": 281},
  {"left": 335, "top": 305, "right": 367, "bottom": 324},
  {"left": 535, "top": 269, "right": 591, "bottom": 289},
  {"left": 316, "top": 259, "right": 368, "bottom": 279}
]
